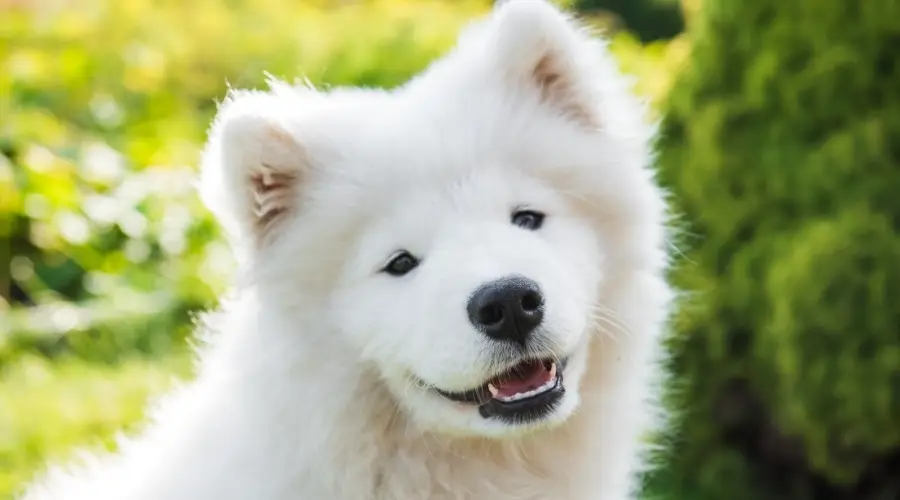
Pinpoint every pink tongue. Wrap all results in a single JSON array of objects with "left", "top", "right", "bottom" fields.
[{"left": 493, "top": 364, "right": 552, "bottom": 399}]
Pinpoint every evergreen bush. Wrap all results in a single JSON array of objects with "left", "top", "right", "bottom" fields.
[{"left": 655, "top": 0, "right": 900, "bottom": 497}]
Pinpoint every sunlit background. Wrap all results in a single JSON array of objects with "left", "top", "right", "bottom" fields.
[{"left": 1, "top": 0, "right": 898, "bottom": 498}]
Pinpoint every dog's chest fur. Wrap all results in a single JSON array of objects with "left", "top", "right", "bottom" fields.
[
  {"left": 284, "top": 342, "right": 643, "bottom": 500},
  {"left": 373, "top": 441, "right": 570, "bottom": 500}
]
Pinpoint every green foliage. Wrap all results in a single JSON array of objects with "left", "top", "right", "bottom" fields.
[
  {"left": 1, "top": 0, "right": 488, "bottom": 354},
  {"left": 574, "top": 0, "right": 683, "bottom": 41},
  {"left": 657, "top": 0, "right": 900, "bottom": 497},
  {"left": 609, "top": 32, "right": 690, "bottom": 112}
]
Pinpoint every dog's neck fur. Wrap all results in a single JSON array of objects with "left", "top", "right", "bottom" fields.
[{"left": 121, "top": 269, "right": 660, "bottom": 500}]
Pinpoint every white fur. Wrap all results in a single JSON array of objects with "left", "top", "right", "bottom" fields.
[{"left": 20, "top": 1, "right": 674, "bottom": 499}]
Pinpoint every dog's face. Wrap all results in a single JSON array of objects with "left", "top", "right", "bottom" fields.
[
  {"left": 330, "top": 163, "right": 603, "bottom": 436},
  {"left": 200, "top": 1, "right": 663, "bottom": 438}
]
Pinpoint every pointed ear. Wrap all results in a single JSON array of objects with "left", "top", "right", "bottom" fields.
[
  {"left": 487, "top": 0, "right": 601, "bottom": 128},
  {"left": 199, "top": 89, "right": 309, "bottom": 249}
]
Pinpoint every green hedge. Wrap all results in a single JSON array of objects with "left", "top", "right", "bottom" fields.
[{"left": 655, "top": 0, "right": 900, "bottom": 498}]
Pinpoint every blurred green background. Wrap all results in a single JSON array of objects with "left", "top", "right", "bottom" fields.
[{"left": 1, "top": 0, "right": 898, "bottom": 499}]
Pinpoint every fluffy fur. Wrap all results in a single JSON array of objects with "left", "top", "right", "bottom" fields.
[{"left": 20, "top": 1, "right": 674, "bottom": 499}]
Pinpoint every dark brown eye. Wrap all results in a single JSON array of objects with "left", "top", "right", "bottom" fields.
[
  {"left": 511, "top": 210, "right": 545, "bottom": 230},
  {"left": 384, "top": 251, "right": 420, "bottom": 277}
]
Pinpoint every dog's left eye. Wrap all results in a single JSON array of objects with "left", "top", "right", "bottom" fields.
[
  {"left": 512, "top": 210, "right": 545, "bottom": 231},
  {"left": 383, "top": 251, "right": 420, "bottom": 277}
]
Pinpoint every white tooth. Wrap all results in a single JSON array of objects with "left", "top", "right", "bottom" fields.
[
  {"left": 497, "top": 377, "right": 559, "bottom": 402},
  {"left": 492, "top": 361, "right": 563, "bottom": 403}
]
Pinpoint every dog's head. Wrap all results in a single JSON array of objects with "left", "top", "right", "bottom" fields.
[{"left": 200, "top": 0, "right": 666, "bottom": 437}]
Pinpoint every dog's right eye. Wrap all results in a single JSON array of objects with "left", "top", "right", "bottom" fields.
[{"left": 383, "top": 251, "right": 420, "bottom": 277}]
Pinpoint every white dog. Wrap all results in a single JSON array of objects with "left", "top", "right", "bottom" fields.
[{"left": 21, "top": 1, "right": 674, "bottom": 499}]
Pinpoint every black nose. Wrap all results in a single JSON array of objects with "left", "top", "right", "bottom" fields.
[{"left": 467, "top": 276, "right": 544, "bottom": 346}]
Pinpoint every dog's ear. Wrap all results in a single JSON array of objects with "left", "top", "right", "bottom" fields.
[
  {"left": 487, "top": 0, "right": 601, "bottom": 128},
  {"left": 199, "top": 88, "right": 311, "bottom": 250}
]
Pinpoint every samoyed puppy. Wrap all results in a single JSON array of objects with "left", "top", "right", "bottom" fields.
[{"left": 20, "top": 1, "right": 673, "bottom": 499}]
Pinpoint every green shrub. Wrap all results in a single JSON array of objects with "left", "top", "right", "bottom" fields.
[
  {"left": 574, "top": 0, "right": 683, "bottom": 41},
  {"left": 655, "top": 0, "right": 900, "bottom": 497}
]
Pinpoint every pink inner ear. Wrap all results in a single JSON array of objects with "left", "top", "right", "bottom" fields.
[
  {"left": 532, "top": 53, "right": 597, "bottom": 129},
  {"left": 250, "top": 167, "right": 298, "bottom": 236}
]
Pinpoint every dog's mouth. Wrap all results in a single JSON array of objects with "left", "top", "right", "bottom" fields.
[{"left": 434, "top": 357, "right": 568, "bottom": 423}]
